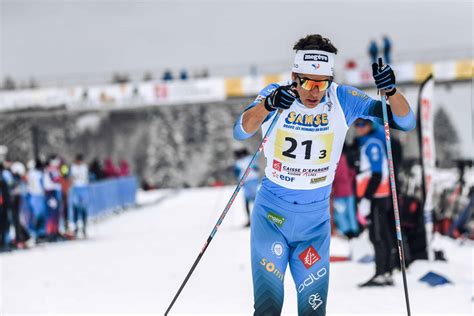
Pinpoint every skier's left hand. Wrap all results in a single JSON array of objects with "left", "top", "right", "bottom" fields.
[{"left": 372, "top": 61, "right": 396, "bottom": 95}]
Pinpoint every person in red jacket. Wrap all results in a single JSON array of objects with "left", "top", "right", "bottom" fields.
[
  {"left": 118, "top": 160, "right": 130, "bottom": 177},
  {"left": 103, "top": 158, "right": 118, "bottom": 178}
]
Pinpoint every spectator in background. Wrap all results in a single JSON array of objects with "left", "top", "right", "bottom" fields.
[
  {"left": 233, "top": 148, "right": 260, "bottom": 227},
  {"left": 383, "top": 35, "right": 392, "bottom": 64},
  {"left": 162, "top": 70, "right": 173, "bottom": 81},
  {"left": 192, "top": 69, "right": 210, "bottom": 79},
  {"left": 355, "top": 119, "right": 397, "bottom": 287},
  {"left": 43, "top": 155, "right": 63, "bottom": 241},
  {"left": 2, "top": 76, "right": 16, "bottom": 90},
  {"left": 111, "top": 73, "right": 130, "bottom": 84},
  {"left": 0, "top": 163, "right": 11, "bottom": 252},
  {"left": 332, "top": 146, "right": 359, "bottom": 238},
  {"left": 27, "top": 159, "right": 46, "bottom": 241},
  {"left": 119, "top": 160, "right": 130, "bottom": 177},
  {"left": 28, "top": 78, "right": 39, "bottom": 89},
  {"left": 250, "top": 64, "right": 258, "bottom": 77},
  {"left": 10, "top": 161, "right": 30, "bottom": 248},
  {"left": 59, "top": 159, "right": 71, "bottom": 233},
  {"left": 179, "top": 70, "right": 189, "bottom": 80},
  {"left": 103, "top": 158, "right": 118, "bottom": 178},
  {"left": 368, "top": 39, "right": 378, "bottom": 64},
  {"left": 89, "top": 158, "right": 104, "bottom": 182},
  {"left": 141, "top": 178, "right": 155, "bottom": 191},
  {"left": 2, "top": 158, "right": 14, "bottom": 187},
  {"left": 142, "top": 72, "right": 154, "bottom": 82},
  {"left": 70, "top": 154, "right": 89, "bottom": 238}
]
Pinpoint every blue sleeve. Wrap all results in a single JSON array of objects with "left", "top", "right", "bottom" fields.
[
  {"left": 337, "top": 85, "right": 416, "bottom": 131},
  {"left": 233, "top": 83, "right": 279, "bottom": 140},
  {"left": 365, "top": 142, "right": 384, "bottom": 173},
  {"left": 337, "top": 85, "right": 377, "bottom": 126},
  {"left": 391, "top": 109, "right": 416, "bottom": 131},
  {"left": 233, "top": 115, "right": 255, "bottom": 140}
]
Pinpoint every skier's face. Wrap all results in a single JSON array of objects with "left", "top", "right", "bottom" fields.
[{"left": 292, "top": 73, "right": 332, "bottom": 109}]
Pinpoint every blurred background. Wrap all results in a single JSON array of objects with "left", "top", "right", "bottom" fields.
[{"left": 0, "top": 0, "right": 472, "bottom": 315}]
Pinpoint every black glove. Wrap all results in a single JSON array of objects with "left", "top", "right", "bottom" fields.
[
  {"left": 264, "top": 82, "right": 299, "bottom": 112},
  {"left": 372, "top": 60, "right": 397, "bottom": 96}
]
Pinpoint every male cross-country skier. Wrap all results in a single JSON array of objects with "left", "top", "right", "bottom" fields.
[{"left": 233, "top": 34, "right": 416, "bottom": 315}]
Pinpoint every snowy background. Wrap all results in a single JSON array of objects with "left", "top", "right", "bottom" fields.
[
  {"left": 0, "top": 81, "right": 471, "bottom": 188},
  {"left": 0, "top": 188, "right": 472, "bottom": 315},
  {"left": 0, "top": 0, "right": 472, "bottom": 315}
]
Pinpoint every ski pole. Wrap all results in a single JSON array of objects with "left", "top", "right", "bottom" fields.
[
  {"left": 164, "top": 109, "right": 283, "bottom": 315},
  {"left": 378, "top": 57, "right": 412, "bottom": 316}
]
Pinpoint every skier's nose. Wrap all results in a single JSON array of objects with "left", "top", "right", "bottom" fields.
[{"left": 309, "top": 87, "right": 320, "bottom": 97}]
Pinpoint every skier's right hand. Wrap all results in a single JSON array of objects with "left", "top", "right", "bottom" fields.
[{"left": 264, "top": 82, "right": 299, "bottom": 112}]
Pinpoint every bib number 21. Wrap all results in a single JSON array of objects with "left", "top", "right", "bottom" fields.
[
  {"left": 274, "top": 129, "right": 334, "bottom": 164},
  {"left": 282, "top": 137, "right": 327, "bottom": 160}
]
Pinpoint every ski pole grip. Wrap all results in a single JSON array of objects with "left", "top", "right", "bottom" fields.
[{"left": 378, "top": 57, "right": 386, "bottom": 96}]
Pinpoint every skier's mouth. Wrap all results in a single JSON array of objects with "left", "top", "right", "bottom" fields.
[{"left": 306, "top": 98, "right": 319, "bottom": 105}]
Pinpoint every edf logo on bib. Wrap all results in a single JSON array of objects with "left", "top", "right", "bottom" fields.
[{"left": 280, "top": 175, "right": 295, "bottom": 182}]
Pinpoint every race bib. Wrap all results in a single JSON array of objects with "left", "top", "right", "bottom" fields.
[
  {"left": 274, "top": 129, "right": 334, "bottom": 165},
  {"left": 262, "top": 82, "right": 348, "bottom": 190}
]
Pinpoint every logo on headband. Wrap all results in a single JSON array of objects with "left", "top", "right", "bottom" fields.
[
  {"left": 312, "top": 64, "right": 321, "bottom": 70},
  {"left": 304, "top": 54, "right": 329, "bottom": 62}
]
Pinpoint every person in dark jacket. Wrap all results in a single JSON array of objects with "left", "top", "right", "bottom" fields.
[
  {"left": 355, "top": 119, "right": 397, "bottom": 287},
  {"left": 382, "top": 36, "right": 393, "bottom": 64},
  {"left": 0, "top": 163, "right": 11, "bottom": 252},
  {"left": 368, "top": 40, "right": 378, "bottom": 64},
  {"left": 10, "top": 162, "right": 30, "bottom": 248},
  {"left": 89, "top": 158, "right": 104, "bottom": 182}
]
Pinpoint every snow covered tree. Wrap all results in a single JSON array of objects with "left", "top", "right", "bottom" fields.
[{"left": 434, "top": 107, "right": 460, "bottom": 167}]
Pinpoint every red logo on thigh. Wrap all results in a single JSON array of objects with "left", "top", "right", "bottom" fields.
[{"left": 299, "top": 245, "right": 321, "bottom": 269}]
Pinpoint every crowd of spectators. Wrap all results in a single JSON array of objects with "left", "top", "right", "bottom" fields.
[
  {"left": 1, "top": 67, "right": 210, "bottom": 91},
  {"left": 0, "top": 154, "right": 131, "bottom": 253},
  {"left": 111, "top": 69, "right": 207, "bottom": 84},
  {"left": 1, "top": 76, "right": 38, "bottom": 91}
]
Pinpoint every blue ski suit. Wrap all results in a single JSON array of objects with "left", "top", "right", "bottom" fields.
[{"left": 233, "top": 81, "right": 415, "bottom": 315}]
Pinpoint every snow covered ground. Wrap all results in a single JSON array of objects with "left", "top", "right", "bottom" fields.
[{"left": 1, "top": 187, "right": 472, "bottom": 315}]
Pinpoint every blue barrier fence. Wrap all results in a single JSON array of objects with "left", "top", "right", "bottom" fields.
[{"left": 68, "top": 176, "right": 138, "bottom": 220}]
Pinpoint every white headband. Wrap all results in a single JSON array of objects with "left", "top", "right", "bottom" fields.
[{"left": 292, "top": 50, "right": 335, "bottom": 76}]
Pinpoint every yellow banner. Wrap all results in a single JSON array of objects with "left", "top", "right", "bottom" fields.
[
  {"left": 263, "top": 74, "right": 282, "bottom": 86},
  {"left": 415, "top": 64, "right": 434, "bottom": 83},
  {"left": 455, "top": 59, "right": 474, "bottom": 80},
  {"left": 225, "top": 77, "right": 244, "bottom": 97}
]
